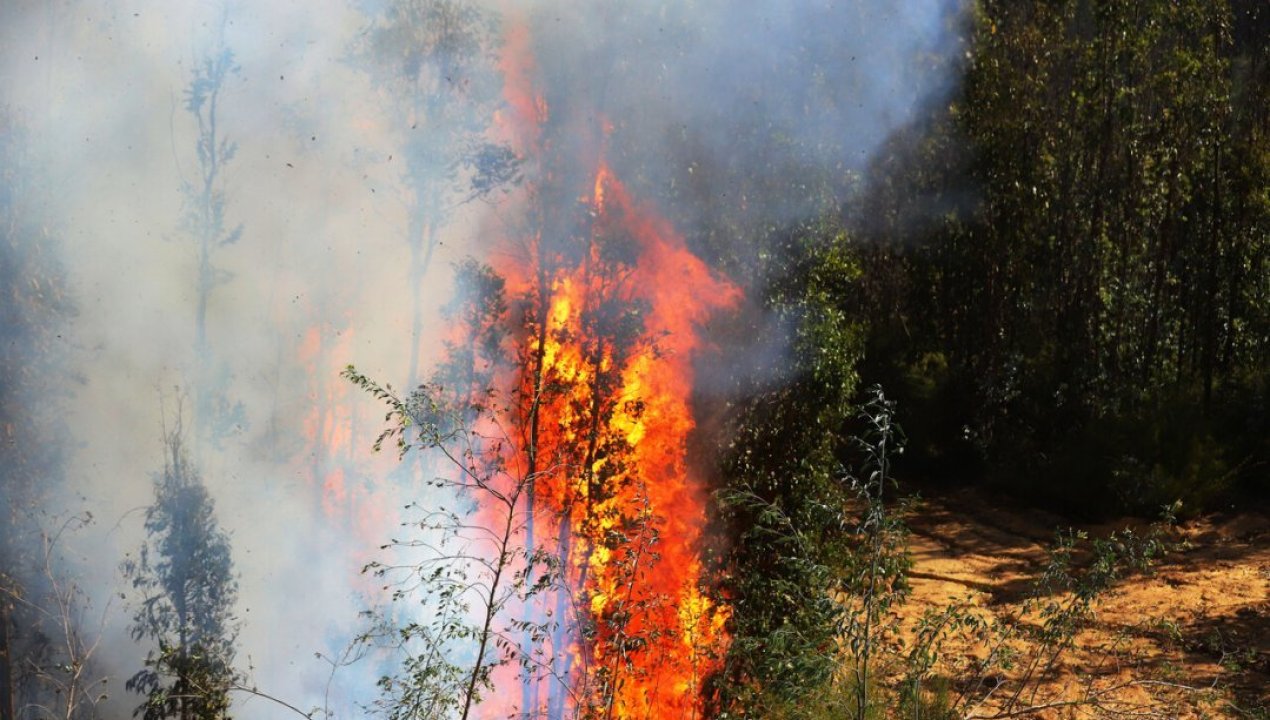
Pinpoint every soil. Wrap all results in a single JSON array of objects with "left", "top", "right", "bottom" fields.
[{"left": 896, "top": 488, "right": 1270, "bottom": 719}]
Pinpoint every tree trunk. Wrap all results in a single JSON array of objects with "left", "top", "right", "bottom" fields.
[
  {"left": 522, "top": 258, "right": 550, "bottom": 720},
  {"left": 0, "top": 602, "right": 13, "bottom": 720}
]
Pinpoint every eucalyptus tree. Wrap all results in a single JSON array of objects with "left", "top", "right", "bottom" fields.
[
  {"left": 123, "top": 425, "right": 240, "bottom": 720},
  {"left": 350, "top": 0, "right": 518, "bottom": 386},
  {"left": 345, "top": 260, "right": 554, "bottom": 720},
  {"left": 176, "top": 6, "right": 245, "bottom": 445}
]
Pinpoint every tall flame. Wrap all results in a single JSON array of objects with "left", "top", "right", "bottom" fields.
[{"left": 480, "top": 19, "right": 740, "bottom": 719}]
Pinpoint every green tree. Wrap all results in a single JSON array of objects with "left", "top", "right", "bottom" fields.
[
  {"left": 852, "top": 0, "right": 1269, "bottom": 513},
  {"left": 712, "top": 220, "right": 868, "bottom": 712},
  {"left": 124, "top": 425, "right": 240, "bottom": 720}
]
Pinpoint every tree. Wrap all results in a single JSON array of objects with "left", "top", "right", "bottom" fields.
[
  {"left": 350, "top": 0, "right": 518, "bottom": 387},
  {"left": 123, "top": 422, "right": 240, "bottom": 720},
  {"left": 0, "top": 107, "right": 77, "bottom": 720},
  {"left": 711, "top": 220, "right": 868, "bottom": 712},
  {"left": 345, "top": 260, "right": 556, "bottom": 720},
  {"left": 349, "top": 174, "right": 735, "bottom": 718},
  {"left": 849, "top": 0, "right": 1269, "bottom": 514},
  {"left": 0, "top": 513, "right": 113, "bottom": 720},
  {"left": 177, "top": 5, "right": 245, "bottom": 446}
]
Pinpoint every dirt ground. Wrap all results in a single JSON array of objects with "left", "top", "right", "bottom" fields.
[{"left": 897, "top": 488, "right": 1269, "bottom": 719}]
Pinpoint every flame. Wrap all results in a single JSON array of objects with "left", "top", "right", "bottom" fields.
[
  {"left": 495, "top": 161, "right": 736, "bottom": 719},
  {"left": 309, "top": 14, "right": 738, "bottom": 717},
  {"left": 473, "top": 20, "right": 741, "bottom": 718},
  {"left": 298, "top": 321, "right": 392, "bottom": 542}
]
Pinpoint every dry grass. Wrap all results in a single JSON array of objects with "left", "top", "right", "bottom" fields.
[{"left": 894, "top": 489, "right": 1269, "bottom": 719}]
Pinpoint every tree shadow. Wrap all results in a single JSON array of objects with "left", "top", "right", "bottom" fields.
[{"left": 1181, "top": 606, "right": 1270, "bottom": 713}]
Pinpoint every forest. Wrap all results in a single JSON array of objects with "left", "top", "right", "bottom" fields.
[{"left": 0, "top": 1, "right": 1266, "bottom": 719}]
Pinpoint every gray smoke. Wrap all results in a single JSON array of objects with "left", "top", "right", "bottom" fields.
[{"left": 0, "top": 0, "right": 964, "bottom": 716}]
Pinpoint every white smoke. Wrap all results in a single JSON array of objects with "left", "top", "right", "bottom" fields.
[{"left": 0, "top": 0, "right": 965, "bottom": 716}]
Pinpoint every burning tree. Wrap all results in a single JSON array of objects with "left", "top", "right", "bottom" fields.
[
  {"left": 344, "top": 10, "right": 755, "bottom": 717},
  {"left": 346, "top": 260, "right": 553, "bottom": 720},
  {"left": 352, "top": 87, "right": 740, "bottom": 720},
  {"left": 501, "top": 162, "right": 740, "bottom": 720},
  {"left": 123, "top": 423, "right": 240, "bottom": 720}
]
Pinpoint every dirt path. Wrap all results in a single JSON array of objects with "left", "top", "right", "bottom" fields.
[{"left": 898, "top": 489, "right": 1269, "bottom": 718}]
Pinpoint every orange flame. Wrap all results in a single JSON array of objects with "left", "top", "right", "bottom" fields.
[
  {"left": 479, "top": 20, "right": 740, "bottom": 719},
  {"left": 298, "top": 321, "right": 392, "bottom": 542}
]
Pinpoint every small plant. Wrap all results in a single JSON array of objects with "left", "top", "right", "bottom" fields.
[
  {"left": 723, "top": 383, "right": 1210, "bottom": 720},
  {"left": 923, "top": 506, "right": 1186, "bottom": 719},
  {"left": 717, "top": 386, "right": 912, "bottom": 720},
  {"left": 0, "top": 512, "right": 113, "bottom": 720},
  {"left": 839, "top": 386, "right": 912, "bottom": 720}
]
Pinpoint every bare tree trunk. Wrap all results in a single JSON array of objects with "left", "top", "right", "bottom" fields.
[
  {"left": 0, "top": 602, "right": 13, "bottom": 720},
  {"left": 522, "top": 260, "right": 551, "bottom": 717},
  {"left": 460, "top": 495, "right": 519, "bottom": 720},
  {"left": 405, "top": 214, "right": 432, "bottom": 390}
]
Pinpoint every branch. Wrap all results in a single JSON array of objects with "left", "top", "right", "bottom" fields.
[
  {"left": 230, "top": 683, "right": 319, "bottom": 720},
  {"left": 965, "top": 678, "right": 1211, "bottom": 720}
]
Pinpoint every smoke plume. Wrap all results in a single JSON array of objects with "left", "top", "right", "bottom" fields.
[{"left": 0, "top": 0, "right": 964, "bottom": 716}]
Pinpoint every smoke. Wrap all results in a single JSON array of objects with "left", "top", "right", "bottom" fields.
[
  {"left": 512, "top": 0, "right": 965, "bottom": 249},
  {"left": 0, "top": 0, "right": 964, "bottom": 716}
]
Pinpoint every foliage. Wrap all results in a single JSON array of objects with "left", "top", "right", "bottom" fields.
[
  {"left": 711, "top": 220, "right": 867, "bottom": 712},
  {"left": 123, "top": 426, "right": 240, "bottom": 720},
  {"left": 850, "top": 0, "right": 1269, "bottom": 514},
  {"left": 0, "top": 513, "right": 113, "bottom": 720},
  {"left": 345, "top": 260, "right": 556, "bottom": 720},
  {"left": 838, "top": 388, "right": 912, "bottom": 720},
  {"left": 350, "top": 0, "right": 518, "bottom": 385},
  {"left": 724, "top": 392, "right": 1189, "bottom": 718},
  {"left": 715, "top": 386, "right": 904, "bottom": 718},
  {"left": 932, "top": 511, "right": 1182, "bottom": 719}
]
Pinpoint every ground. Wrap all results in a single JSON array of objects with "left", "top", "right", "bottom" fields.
[{"left": 896, "top": 488, "right": 1269, "bottom": 719}]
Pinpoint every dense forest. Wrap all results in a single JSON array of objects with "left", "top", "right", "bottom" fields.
[
  {"left": 0, "top": 1, "right": 1266, "bottom": 719},
  {"left": 711, "top": 2, "right": 1268, "bottom": 712}
]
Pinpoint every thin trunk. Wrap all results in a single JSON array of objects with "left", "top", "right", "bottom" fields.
[
  {"left": 178, "top": 604, "right": 189, "bottom": 720},
  {"left": 855, "top": 439, "right": 887, "bottom": 720},
  {"left": 0, "top": 602, "right": 13, "bottom": 720},
  {"left": 547, "top": 522, "right": 573, "bottom": 720},
  {"left": 522, "top": 256, "right": 550, "bottom": 718},
  {"left": 192, "top": 46, "right": 226, "bottom": 448},
  {"left": 1202, "top": 138, "right": 1222, "bottom": 414},
  {"left": 195, "top": 57, "right": 222, "bottom": 358},
  {"left": 406, "top": 215, "right": 439, "bottom": 390},
  {"left": 602, "top": 506, "right": 652, "bottom": 720},
  {"left": 460, "top": 497, "right": 518, "bottom": 720},
  {"left": 574, "top": 334, "right": 609, "bottom": 710},
  {"left": 1145, "top": 153, "right": 1181, "bottom": 389}
]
